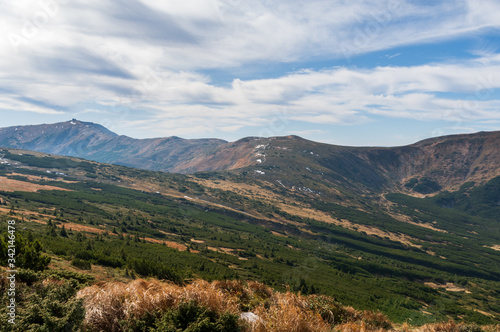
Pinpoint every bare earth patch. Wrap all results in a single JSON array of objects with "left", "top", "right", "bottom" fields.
[
  {"left": 57, "top": 222, "right": 108, "bottom": 234},
  {"left": 387, "top": 210, "right": 448, "bottom": 233},
  {"left": 425, "top": 282, "right": 470, "bottom": 293},
  {"left": 486, "top": 244, "right": 500, "bottom": 251},
  {"left": 0, "top": 176, "right": 72, "bottom": 192},
  {"left": 278, "top": 202, "right": 422, "bottom": 248},
  {"left": 145, "top": 237, "right": 187, "bottom": 251},
  {"left": 474, "top": 309, "right": 495, "bottom": 318},
  {"left": 207, "top": 246, "right": 241, "bottom": 257},
  {"left": 8, "top": 172, "right": 79, "bottom": 184}
]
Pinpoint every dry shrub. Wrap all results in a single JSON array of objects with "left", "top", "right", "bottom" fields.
[
  {"left": 212, "top": 279, "right": 274, "bottom": 312},
  {"left": 421, "top": 320, "right": 461, "bottom": 332},
  {"left": 335, "top": 314, "right": 393, "bottom": 332},
  {"left": 359, "top": 310, "right": 392, "bottom": 330},
  {"left": 77, "top": 278, "right": 242, "bottom": 331},
  {"left": 426, "top": 320, "right": 459, "bottom": 332},
  {"left": 305, "top": 294, "right": 359, "bottom": 325},
  {"left": 482, "top": 326, "right": 500, "bottom": 332},
  {"left": 336, "top": 321, "right": 368, "bottom": 332},
  {"left": 395, "top": 321, "right": 411, "bottom": 332},
  {"left": 77, "top": 279, "right": 182, "bottom": 331},
  {"left": 247, "top": 280, "right": 274, "bottom": 296},
  {"left": 251, "top": 291, "right": 333, "bottom": 332},
  {"left": 179, "top": 279, "right": 240, "bottom": 314},
  {"left": 76, "top": 278, "right": 396, "bottom": 332}
]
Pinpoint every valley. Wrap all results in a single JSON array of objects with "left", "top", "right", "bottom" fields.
[{"left": 1, "top": 123, "right": 500, "bottom": 330}]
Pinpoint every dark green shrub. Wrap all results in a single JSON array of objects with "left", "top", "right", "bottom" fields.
[
  {"left": 152, "top": 301, "right": 240, "bottom": 332},
  {"left": 71, "top": 258, "right": 92, "bottom": 270},
  {"left": 17, "top": 269, "right": 39, "bottom": 285},
  {"left": 0, "top": 277, "right": 85, "bottom": 332}
]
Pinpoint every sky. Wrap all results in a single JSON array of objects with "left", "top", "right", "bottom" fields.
[{"left": 1, "top": 0, "right": 500, "bottom": 146}]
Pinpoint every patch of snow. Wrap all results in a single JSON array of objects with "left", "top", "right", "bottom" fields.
[
  {"left": 254, "top": 170, "right": 265, "bottom": 175},
  {"left": 70, "top": 121, "right": 76, "bottom": 125},
  {"left": 184, "top": 195, "right": 193, "bottom": 199},
  {"left": 296, "top": 186, "right": 322, "bottom": 195},
  {"left": 310, "top": 151, "right": 314, "bottom": 155},
  {"left": 276, "top": 180, "right": 286, "bottom": 188},
  {"left": 298, "top": 187, "right": 314, "bottom": 193},
  {"left": 256, "top": 159, "right": 262, "bottom": 163},
  {"left": 46, "top": 170, "right": 52, "bottom": 173},
  {"left": 15, "top": 128, "right": 18, "bottom": 131},
  {"left": 306, "top": 167, "right": 311, "bottom": 171}
]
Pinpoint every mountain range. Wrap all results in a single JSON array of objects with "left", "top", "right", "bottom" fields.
[{"left": 1, "top": 119, "right": 499, "bottom": 194}]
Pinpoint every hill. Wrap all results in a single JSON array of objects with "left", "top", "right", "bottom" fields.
[{"left": 1, "top": 145, "right": 500, "bottom": 328}]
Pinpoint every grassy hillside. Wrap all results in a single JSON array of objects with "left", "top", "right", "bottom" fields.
[{"left": 1, "top": 148, "right": 500, "bottom": 329}]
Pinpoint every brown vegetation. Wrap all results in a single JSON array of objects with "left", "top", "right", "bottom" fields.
[
  {"left": 76, "top": 278, "right": 393, "bottom": 332},
  {"left": 420, "top": 320, "right": 500, "bottom": 332},
  {"left": 0, "top": 176, "right": 72, "bottom": 192},
  {"left": 76, "top": 278, "right": 500, "bottom": 331}
]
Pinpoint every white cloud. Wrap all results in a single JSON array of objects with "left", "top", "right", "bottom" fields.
[
  {"left": 0, "top": 96, "right": 64, "bottom": 114},
  {"left": 1, "top": 0, "right": 500, "bottom": 138}
]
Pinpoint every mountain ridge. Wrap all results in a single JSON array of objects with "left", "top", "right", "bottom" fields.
[{"left": 0, "top": 120, "right": 499, "bottom": 194}]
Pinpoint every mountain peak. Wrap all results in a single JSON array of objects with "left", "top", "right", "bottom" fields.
[{"left": 0, "top": 120, "right": 119, "bottom": 157}]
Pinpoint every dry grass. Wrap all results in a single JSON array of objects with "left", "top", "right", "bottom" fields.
[
  {"left": 77, "top": 279, "right": 242, "bottom": 331},
  {"left": 0, "top": 175, "right": 72, "bottom": 192},
  {"left": 76, "top": 279, "right": 499, "bottom": 332},
  {"left": 251, "top": 292, "right": 332, "bottom": 332},
  {"left": 76, "top": 278, "right": 396, "bottom": 332},
  {"left": 421, "top": 320, "right": 462, "bottom": 332},
  {"left": 418, "top": 320, "right": 500, "bottom": 332}
]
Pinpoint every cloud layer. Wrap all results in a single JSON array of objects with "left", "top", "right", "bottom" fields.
[{"left": 1, "top": 0, "right": 500, "bottom": 142}]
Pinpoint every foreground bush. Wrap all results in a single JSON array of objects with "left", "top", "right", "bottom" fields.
[
  {"left": 76, "top": 278, "right": 392, "bottom": 332},
  {"left": 0, "top": 269, "right": 93, "bottom": 332},
  {"left": 1, "top": 274, "right": 499, "bottom": 331}
]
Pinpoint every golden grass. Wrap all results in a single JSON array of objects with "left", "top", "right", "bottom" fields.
[
  {"left": 421, "top": 320, "right": 462, "bottom": 332},
  {"left": 251, "top": 292, "right": 332, "bottom": 332},
  {"left": 418, "top": 320, "right": 500, "bottom": 332},
  {"left": 76, "top": 278, "right": 396, "bottom": 332},
  {"left": 76, "top": 278, "right": 500, "bottom": 332},
  {"left": 0, "top": 176, "right": 72, "bottom": 192}
]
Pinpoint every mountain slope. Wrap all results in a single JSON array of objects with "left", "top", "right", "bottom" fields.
[
  {"left": 1, "top": 146, "right": 500, "bottom": 325},
  {"left": 222, "top": 132, "right": 500, "bottom": 195},
  {"left": 1, "top": 120, "right": 499, "bottom": 194},
  {"left": 0, "top": 119, "right": 117, "bottom": 155},
  {"left": 0, "top": 120, "right": 227, "bottom": 172}
]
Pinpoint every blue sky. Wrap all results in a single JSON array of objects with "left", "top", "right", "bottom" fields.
[{"left": 1, "top": 0, "right": 500, "bottom": 146}]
